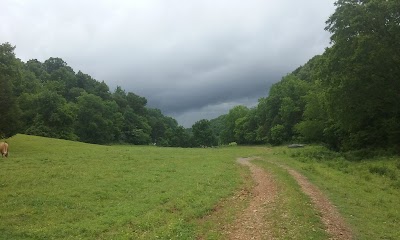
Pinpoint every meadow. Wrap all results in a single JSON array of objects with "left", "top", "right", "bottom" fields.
[
  {"left": 0, "top": 135, "right": 261, "bottom": 239},
  {"left": 1, "top": 135, "right": 399, "bottom": 239}
]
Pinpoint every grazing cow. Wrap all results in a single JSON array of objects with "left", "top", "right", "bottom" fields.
[{"left": 0, "top": 142, "right": 9, "bottom": 157}]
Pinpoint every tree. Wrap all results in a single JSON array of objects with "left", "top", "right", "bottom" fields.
[
  {"left": 16, "top": 62, "right": 42, "bottom": 96},
  {"left": 242, "top": 108, "right": 260, "bottom": 144},
  {"left": 234, "top": 117, "right": 248, "bottom": 144},
  {"left": 75, "top": 93, "right": 117, "bottom": 144},
  {"left": 222, "top": 105, "right": 249, "bottom": 144},
  {"left": 292, "top": 55, "right": 329, "bottom": 144},
  {"left": 146, "top": 108, "right": 188, "bottom": 146},
  {"left": 269, "top": 124, "right": 286, "bottom": 145},
  {"left": 164, "top": 126, "right": 193, "bottom": 147},
  {"left": 22, "top": 90, "right": 77, "bottom": 140},
  {"left": 76, "top": 71, "right": 97, "bottom": 93},
  {"left": 0, "top": 43, "right": 21, "bottom": 137},
  {"left": 0, "top": 42, "right": 192, "bottom": 147},
  {"left": 294, "top": 80, "right": 327, "bottom": 143},
  {"left": 192, "top": 119, "right": 217, "bottom": 147},
  {"left": 122, "top": 109, "right": 151, "bottom": 145},
  {"left": 43, "top": 57, "right": 70, "bottom": 73},
  {"left": 112, "top": 86, "right": 129, "bottom": 111},
  {"left": 94, "top": 81, "right": 111, "bottom": 100},
  {"left": 323, "top": 0, "right": 400, "bottom": 150},
  {"left": 126, "top": 92, "right": 147, "bottom": 116},
  {"left": 147, "top": 108, "right": 168, "bottom": 144},
  {"left": 256, "top": 74, "right": 309, "bottom": 144},
  {"left": 233, "top": 108, "right": 260, "bottom": 144},
  {"left": 49, "top": 66, "right": 77, "bottom": 98}
]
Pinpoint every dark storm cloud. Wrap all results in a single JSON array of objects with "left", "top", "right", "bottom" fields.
[{"left": 0, "top": 0, "right": 336, "bottom": 127}]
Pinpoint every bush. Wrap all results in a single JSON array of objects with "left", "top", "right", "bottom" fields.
[
  {"left": 343, "top": 148, "right": 398, "bottom": 162},
  {"left": 228, "top": 142, "right": 238, "bottom": 147},
  {"left": 294, "top": 146, "right": 341, "bottom": 161},
  {"left": 369, "top": 165, "right": 397, "bottom": 180}
]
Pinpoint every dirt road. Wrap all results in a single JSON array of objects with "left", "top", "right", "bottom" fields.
[
  {"left": 284, "top": 167, "right": 352, "bottom": 240},
  {"left": 225, "top": 157, "right": 352, "bottom": 240},
  {"left": 225, "top": 157, "right": 278, "bottom": 239}
]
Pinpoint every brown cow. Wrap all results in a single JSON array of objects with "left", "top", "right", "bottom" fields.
[{"left": 0, "top": 142, "right": 9, "bottom": 157}]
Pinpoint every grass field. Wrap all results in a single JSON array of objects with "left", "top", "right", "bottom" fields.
[
  {"left": 0, "top": 134, "right": 260, "bottom": 239},
  {"left": 1, "top": 135, "right": 399, "bottom": 239}
]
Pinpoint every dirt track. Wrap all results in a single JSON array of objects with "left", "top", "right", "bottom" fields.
[
  {"left": 225, "top": 157, "right": 278, "bottom": 239},
  {"left": 284, "top": 167, "right": 352, "bottom": 240},
  {"left": 225, "top": 157, "right": 352, "bottom": 240}
]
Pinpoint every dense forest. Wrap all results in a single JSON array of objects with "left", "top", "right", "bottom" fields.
[{"left": 1, "top": 0, "right": 399, "bottom": 152}]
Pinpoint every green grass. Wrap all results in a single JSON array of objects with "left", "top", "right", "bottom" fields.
[
  {"left": 2, "top": 135, "right": 398, "bottom": 239},
  {"left": 270, "top": 145, "right": 400, "bottom": 240},
  {"left": 194, "top": 163, "right": 254, "bottom": 240},
  {"left": 0, "top": 134, "right": 257, "bottom": 239}
]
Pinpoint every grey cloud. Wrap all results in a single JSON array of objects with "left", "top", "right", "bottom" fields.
[{"left": 1, "top": 0, "right": 336, "bottom": 127}]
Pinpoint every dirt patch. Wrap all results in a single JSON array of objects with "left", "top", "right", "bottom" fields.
[
  {"left": 283, "top": 166, "right": 353, "bottom": 240},
  {"left": 224, "top": 157, "right": 278, "bottom": 239}
]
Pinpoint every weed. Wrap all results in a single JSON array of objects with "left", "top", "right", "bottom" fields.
[
  {"left": 302, "top": 165, "right": 318, "bottom": 173},
  {"left": 289, "top": 152, "right": 301, "bottom": 158}
]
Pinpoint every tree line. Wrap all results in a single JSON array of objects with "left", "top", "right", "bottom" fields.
[
  {"left": 0, "top": 44, "right": 196, "bottom": 146},
  {"left": 1, "top": 0, "right": 399, "bottom": 151}
]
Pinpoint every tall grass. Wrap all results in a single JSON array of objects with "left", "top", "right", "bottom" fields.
[{"left": 0, "top": 134, "right": 256, "bottom": 239}]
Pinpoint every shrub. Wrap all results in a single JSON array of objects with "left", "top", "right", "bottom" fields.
[{"left": 228, "top": 142, "right": 237, "bottom": 147}]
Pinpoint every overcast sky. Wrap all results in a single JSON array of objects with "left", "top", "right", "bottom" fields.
[{"left": 1, "top": 0, "right": 336, "bottom": 127}]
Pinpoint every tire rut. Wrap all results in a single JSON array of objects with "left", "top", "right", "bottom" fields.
[
  {"left": 282, "top": 166, "right": 353, "bottom": 240},
  {"left": 225, "top": 157, "right": 352, "bottom": 240},
  {"left": 225, "top": 157, "right": 278, "bottom": 240}
]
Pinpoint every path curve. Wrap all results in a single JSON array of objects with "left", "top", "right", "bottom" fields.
[{"left": 225, "top": 157, "right": 278, "bottom": 239}]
